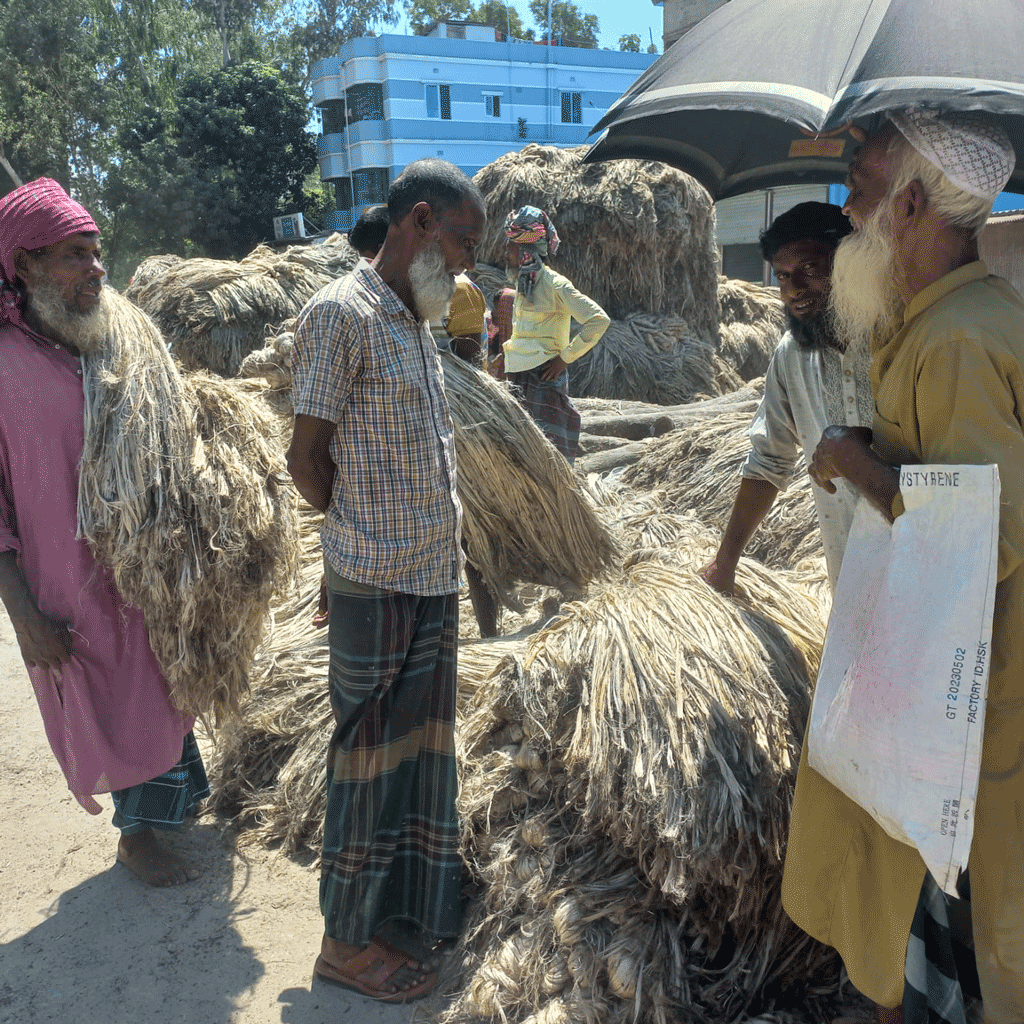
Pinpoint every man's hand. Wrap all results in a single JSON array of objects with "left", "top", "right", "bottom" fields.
[
  {"left": 697, "top": 557, "right": 737, "bottom": 596},
  {"left": 539, "top": 354, "right": 568, "bottom": 381},
  {"left": 809, "top": 425, "right": 875, "bottom": 494},
  {"left": 313, "top": 574, "right": 329, "bottom": 629},
  {"left": 809, "top": 425, "right": 901, "bottom": 521},
  {"left": 12, "top": 606, "right": 73, "bottom": 672}
]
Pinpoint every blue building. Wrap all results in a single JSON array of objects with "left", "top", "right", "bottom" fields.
[{"left": 311, "top": 25, "right": 658, "bottom": 231}]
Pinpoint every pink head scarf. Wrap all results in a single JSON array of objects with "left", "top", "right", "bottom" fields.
[{"left": 0, "top": 177, "right": 99, "bottom": 327}]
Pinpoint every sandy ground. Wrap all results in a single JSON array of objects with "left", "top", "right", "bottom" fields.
[{"left": 0, "top": 610, "right": 432, "bottom": 1024}]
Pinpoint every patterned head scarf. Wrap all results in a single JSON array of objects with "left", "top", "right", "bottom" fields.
[
  {"left": 888, "top": 109, "right": 1015, "bottom": 201},
  {"left": 504, "top": 205, "right": 560, "bottom": 299},
  {"left": 0, "top": 177, "right": 99, "bottom": 327}
]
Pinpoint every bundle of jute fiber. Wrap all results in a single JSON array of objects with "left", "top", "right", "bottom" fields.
[
  {"left": 125, "top": 252, "right": 183, "bottom": 292},
  {"left": 441, "top": 351, "right": 618, "bottom": 606},
  {"left": 567, "top": 312, "right": 720, "bottom": 405},
  {"left": 474, "top": 144, "right": 719, "bottom": 329},
  {"left": 237, "top": 319, "right": 295, "bottom": 391},
  {"left": 717, "top": 276, "right": 788, "bottom": 381},
  {"left": 622, "top": 395, "right": 823, "bottom": 568},
  {"left": 77, "top": 289, "right": 300, "bottom": 724},
  {"left": 125, "top": 235, "right": 359, "bottom": 375},
  {"left": 447, "top": 550, "right": 840, "bottom": 1024},
  {"left": 469, "top": 261, "right": 511, "bottom": 309}
]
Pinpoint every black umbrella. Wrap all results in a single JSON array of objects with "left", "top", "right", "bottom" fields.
[{"left": 585, "top": 0, "right": 1024, "bottom": 200}]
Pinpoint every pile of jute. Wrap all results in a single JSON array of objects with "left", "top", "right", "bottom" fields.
[
  {"left": 78, "top": 290, "right": 300, "bottom": 722},
  {"left": 474, "top": 145, "right": 719, "bottom": 333},
  {"left": 124, "top": 234, "right": 359, "bottom": 375},
  {"left": 443, "top": 516, "right": 840, "bottom": 1024},
  {"left": 237, "top": 335, "right": 619, "bottom": 612},
  {"left": 621, "top": 390, "right": 823, "bottom": 568},
  {"left": 717, "top": 276, "right": 789, "bottom": 382}
]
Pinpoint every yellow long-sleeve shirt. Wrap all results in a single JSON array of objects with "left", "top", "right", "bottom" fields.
[
  {"left": 502, "top": 264, "right": 610, "bottom": 374},
  {"left": 782, "top": 262, "right": 1024, "bottom": 1018}
]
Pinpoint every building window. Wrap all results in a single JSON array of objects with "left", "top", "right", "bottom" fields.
[
  {"left": 426, "top": 83, "right": 452, "bottom": 119},
  {"left": 485, "top": 94, "right": 500, "bottom": 117},
  {"left": 352, "top": 168, "right": 389, "bottom": 206},
  {"left": 447, "top": 22, "right": 465, "bottom": 39},
  {"left": 321, "top": 100, "right": 347, "bottom": 135},
  {"left": 561, "top": 91, "right": 582, "bottom": 124},
  {"left": 347, "top": 82, "right": 384, "bottom": 123}
]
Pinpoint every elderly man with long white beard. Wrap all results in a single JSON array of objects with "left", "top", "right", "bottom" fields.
[
  {"left": 781, "top": 111, "right": 1024, "bottom": 1024},
  {"left": 0, "top": 178, "right": 208, "bottom": 888},
  {"left": 288, "top": 158, "right": 485, "bottom": 1003}
]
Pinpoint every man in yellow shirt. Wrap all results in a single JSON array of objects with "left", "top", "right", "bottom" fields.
[
  {"left": 497, "top": 205, "right": 609, "bottom": 462},
  {"left": 785, "top": 109, "right": 1024, "bottom": 1024}
]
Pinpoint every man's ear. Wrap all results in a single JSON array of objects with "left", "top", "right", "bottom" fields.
[
  {"left": 11, "top": 247, "right": 33, "bottom": 287},
  {"left": 410, "top": 201, "right": 436, "bottom": 240},
  {"left": 899, "top": 179, "right": 927, "bottom": 225}
]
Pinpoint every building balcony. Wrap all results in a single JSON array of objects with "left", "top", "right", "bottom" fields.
[{"left": 315, "top": 118, "right": 590, "bottom": 159}]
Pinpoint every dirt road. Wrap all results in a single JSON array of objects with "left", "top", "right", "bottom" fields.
[{"left": 0, "top": 611, "right": 422, "bottom": 1024}]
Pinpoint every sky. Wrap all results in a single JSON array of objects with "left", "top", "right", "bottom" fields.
[{"left": 392, "top": 1, "right": 666, "bottom": 53}]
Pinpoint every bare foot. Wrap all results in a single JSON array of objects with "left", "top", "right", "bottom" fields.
[{"left": 116, "top": 829, "right": 199, "bottom": 887}]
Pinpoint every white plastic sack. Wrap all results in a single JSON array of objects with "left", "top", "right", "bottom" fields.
[{"left": 809, "top": 464, "right": 1000, "bottom": 895}]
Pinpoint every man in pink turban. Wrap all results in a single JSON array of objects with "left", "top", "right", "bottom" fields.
[{"left": 0, "top": 178, "right": 207, "bottom": 886}]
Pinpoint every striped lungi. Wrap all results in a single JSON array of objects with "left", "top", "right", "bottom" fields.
[
  {"left": 320, "top": 585, "right": 462, "bottom": 947},
  {"left": 507, "top": 367, "right": 581, "bottom": 463},
  {"left": 904, "top": 872, "right": 978, "bottom": 1024},
  {"left": 110, "top": 731, "right": 209, "bottom": 835}
]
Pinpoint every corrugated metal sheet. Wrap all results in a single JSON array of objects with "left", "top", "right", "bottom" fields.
[
  {"left": 981, "top": 216, "right": 1024, "bottom": 298},
  {"left": 714, "top": 184, "right": 831, "bottom": 246}
]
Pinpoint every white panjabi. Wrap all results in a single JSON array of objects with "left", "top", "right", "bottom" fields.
[{"left": 888, "top": 108, "right": 1015, "bottom": 200}]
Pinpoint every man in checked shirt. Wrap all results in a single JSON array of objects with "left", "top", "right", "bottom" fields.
[{"left": 287, "top": 158, "right": 485, "bottom": 1003}]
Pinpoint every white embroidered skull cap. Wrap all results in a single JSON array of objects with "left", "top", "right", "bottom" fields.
[{"left": 888, "top": 108, "right": 1015, "bottom": 201}]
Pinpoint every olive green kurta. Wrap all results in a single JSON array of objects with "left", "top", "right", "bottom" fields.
[{"left": 782, "top": 263, "right": 1024, "bottom": 1019}]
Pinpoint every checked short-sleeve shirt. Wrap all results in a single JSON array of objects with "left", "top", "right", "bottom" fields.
[{"left": 292, "top": 262, "right": 463, "bottom": 596}]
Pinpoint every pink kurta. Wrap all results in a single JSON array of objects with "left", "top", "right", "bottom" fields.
[{"left": 0, "top": 324, "right": 191, "bottom": 813}]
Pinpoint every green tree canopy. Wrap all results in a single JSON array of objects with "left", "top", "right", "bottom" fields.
[
  {"left": 470, "top": 0, "right": 529, "bottom": 39},
  {"left": 528, "top": 0, "right": 598, "bottom": 48},
  {"left": 618, "top": 32, "right": 640, "bottom": 52},
  {"left": 405, "top": 0, "right": 472, "bottom": 35}
]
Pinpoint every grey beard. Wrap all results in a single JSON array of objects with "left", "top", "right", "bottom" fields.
[
  {"left": 408, "top": 241, "right": 456, "bottom": 323},
  {"left": 28, "top": 280, "right": 110, "bottom": 354},
  {"left": 789, "top": 310, "right": 845, "bottom": 353}
]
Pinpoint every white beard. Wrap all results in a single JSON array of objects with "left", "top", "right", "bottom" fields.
[
  {"left": 408, "top": 240, "right": 456, "bottom": 323},
  {"left": 29, "top": 279, "right": 111, "bottom": 354},
  {"left": 829, "top": 199, "right": 904, "bottom": 351}
]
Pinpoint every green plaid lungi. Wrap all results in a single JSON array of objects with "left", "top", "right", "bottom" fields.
[
  {"left": 320, "top": 586, "right": 462, "bottom": 946},
  {"left": 110, "top": 731, "right": 209, "bottom": 835}
]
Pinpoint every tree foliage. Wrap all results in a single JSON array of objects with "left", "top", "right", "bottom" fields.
[
  {"left": 405, "top": 0, "right": 472, "bottom": 35},
  {"left": 469, "top": 1, "right": 530, "bottom": 39},
  {"left": 618, "top": 32, "right": 640, "bottom": 52},
  {"left": 528, "top": 0, "right": 598, "bottom": 48}
]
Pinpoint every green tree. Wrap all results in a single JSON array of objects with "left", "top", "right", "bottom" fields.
[
  {"left": 405, "top": 0, "right": 472, "bottom": 35},
  {"left": 618, "top": 32, "right": 640, "bottom": 52},
  {"left": 284, "top": 0, "right": 399, "bottom": 87},
  {"left": 186, "top": 0, "right": 278, "bottom": 66},
  {"left": 470, "top": 0, "right": 530, "bottom": 39},
  {"left": 528, "top": 0, "right": 598, "bottom": 48},
  {"left": 173, "top": 61, "right": 317, "bottom": 257}
]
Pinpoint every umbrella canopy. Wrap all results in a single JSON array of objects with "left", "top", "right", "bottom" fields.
[{"left": 585, "top": 0, "right": 1024, "bottom": 200}]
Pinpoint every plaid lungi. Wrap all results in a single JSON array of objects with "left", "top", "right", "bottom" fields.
[
  {"left": 110, "top": 731, "right": 209, "bottom": 836},
  {"left": 320, "top": 586, "right": 461, "bottom": 946},
  {"left": 904, "top": 871, "right": 977, "bottom": 1024},
  {"left": 507, "top": 367, "right": 581, "bottom": 463}
]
